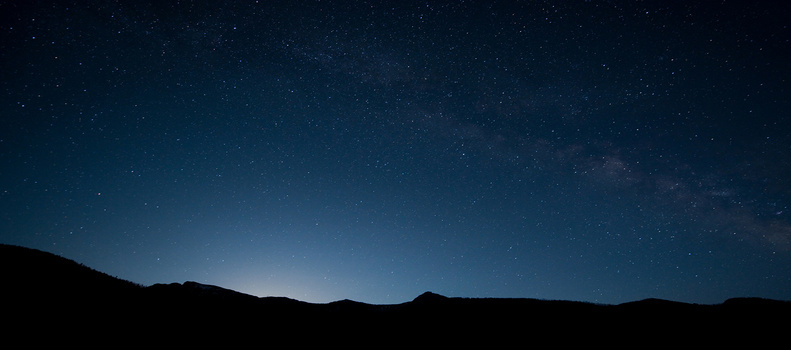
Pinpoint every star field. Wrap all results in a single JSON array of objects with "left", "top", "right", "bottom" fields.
[{"left": 1, "top": 0, "right": 790, "bottom": 304}]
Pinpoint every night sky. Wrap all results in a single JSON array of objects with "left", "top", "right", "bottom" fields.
[{"left": 2, "top": 0, "right": 790, "bottom": 305}]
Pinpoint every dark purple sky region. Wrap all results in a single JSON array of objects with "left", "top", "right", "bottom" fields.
[{"left": 2, "top": 0, "right": 790, "bottom": 304}]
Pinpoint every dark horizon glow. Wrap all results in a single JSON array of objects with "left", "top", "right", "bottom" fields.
[{"left": 1, "top": 1, "right": 790, "bottom": 305}]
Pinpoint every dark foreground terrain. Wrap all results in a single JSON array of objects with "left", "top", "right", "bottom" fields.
[{"left": 2, "top": 244, "right": 788, "bottom": 346}]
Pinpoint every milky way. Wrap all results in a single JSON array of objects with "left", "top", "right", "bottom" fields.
[{"left": 1, "top": 1, "right": 789, "bottom": 304}]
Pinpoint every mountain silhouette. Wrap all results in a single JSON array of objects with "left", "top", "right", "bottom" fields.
[{"left": 1, "top": 243, "right": 788, "bottom": 346}]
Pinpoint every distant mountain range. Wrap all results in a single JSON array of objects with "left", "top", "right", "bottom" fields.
[{"left": 1, "top": 243, "right": 788, "bottom": 346}]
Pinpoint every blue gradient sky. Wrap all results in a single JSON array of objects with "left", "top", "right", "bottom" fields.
[{"left": 2, "top": 0, "right": 790, "bottom": 304}]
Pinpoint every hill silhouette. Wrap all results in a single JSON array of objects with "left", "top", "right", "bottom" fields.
[{"left": 1, "top": 243, "right": 788, "bottom": 346}]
